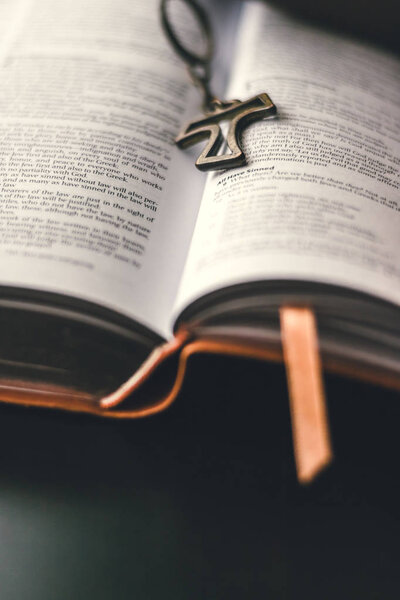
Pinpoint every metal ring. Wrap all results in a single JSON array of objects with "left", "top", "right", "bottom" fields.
[{"left": 160, "top": 0, "right": 213, "bottom": 69}]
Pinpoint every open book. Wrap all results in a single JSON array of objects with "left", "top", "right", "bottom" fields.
[{"left": 0, "top": 0, "right": 399, "bottom": 435}]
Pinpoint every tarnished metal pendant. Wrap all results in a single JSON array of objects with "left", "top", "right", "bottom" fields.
[
  {"left": 161, "top": 0, "right": 277, "bottom": 171},
  {"left": 176, "top": 93, "right": 276, "bottom": 171}
]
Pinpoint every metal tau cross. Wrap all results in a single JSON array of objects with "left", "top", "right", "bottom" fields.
[
  {"left": 176, "top": 93, "right": 277, "bottom": 171},
  {"left": 161, "top": 0, "right": 277, "bottom": 171}
]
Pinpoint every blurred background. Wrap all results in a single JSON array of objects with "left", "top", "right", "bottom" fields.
[{"left": 266, "top": 0, "right": 400, "bottom": 52}]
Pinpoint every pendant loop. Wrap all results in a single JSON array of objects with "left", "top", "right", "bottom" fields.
[
  {"left": 187, "top": 64, "right": 219, "bottom": 111},
  {"left": 160, "top": 0, "right": 228, "bottom": 111}
]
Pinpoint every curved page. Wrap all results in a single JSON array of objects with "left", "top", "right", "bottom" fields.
[
  {"left": 174, "top": 2, "right": 400, "bottom": 320},
  {"left": 0, "top": 0, "right": 205, "bottom": 338}
]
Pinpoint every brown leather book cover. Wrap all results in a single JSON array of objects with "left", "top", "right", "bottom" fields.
[{"left": 0, "top": 307, "right": 398, "bottom": 482}]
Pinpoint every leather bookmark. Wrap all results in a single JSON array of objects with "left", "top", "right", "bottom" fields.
[
  {"left": 99, "top": 330, "right": 190, "bottom": 412},
  {"left": 280, "top": 306, "right": 333, "bottom": 483}
]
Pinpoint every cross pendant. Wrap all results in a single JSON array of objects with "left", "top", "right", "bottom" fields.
[{"left": 176, "top": 93, "right": 276, "bottom": 172}]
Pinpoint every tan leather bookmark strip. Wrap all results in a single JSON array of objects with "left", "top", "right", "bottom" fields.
[
  {"left": 100, "top": 330, "right": 190, "bottom": 409},
  {"left": 280, "top": 306, "right": 333, "bottom": 484}
]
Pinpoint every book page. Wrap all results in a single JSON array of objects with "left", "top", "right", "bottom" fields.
[
  {"left": 0, "top": 0, "right": 210, "bottom": 338},
  {"left": 174, "top": 2, "right": 400, "bottom": 319}
]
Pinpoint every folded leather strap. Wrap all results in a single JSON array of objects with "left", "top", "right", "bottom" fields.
[
  {"left": 102, "top": 307, "right": 333, "bottom": 484},
  {"left": 100, "top": 329, "right": 190, "bottom": 413}
]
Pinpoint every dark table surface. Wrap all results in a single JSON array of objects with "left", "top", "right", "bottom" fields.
[{"left": 0, "top": 354, "right": 399, "bottom": 599}]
